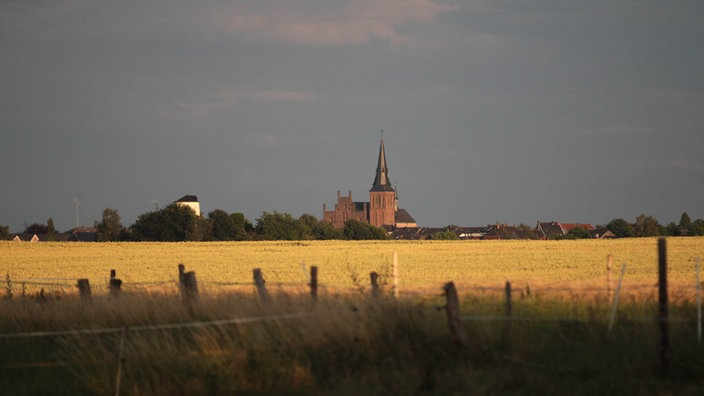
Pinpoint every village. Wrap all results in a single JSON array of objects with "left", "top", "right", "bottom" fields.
[
  {"left": 7, "top": 138, "right": 698, "bottom": 242},
  {"left": 7, "top": 138, "right": 617, "bottom": 242}
]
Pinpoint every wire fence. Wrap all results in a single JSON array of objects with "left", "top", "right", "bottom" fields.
[
  {"left": 1, "top": 278, "right": 700, "bottom": 337},
  {"left": 2, "top": 248, "right": 702, "bottom": 382},
  {"left": 0, "top": 241, "right": 702, "bottom": 394},
  {"left": 0, "top": 280, "right": 701, "bottom": 378},
  {"left": 0, "top": 312, "right": 312, "bottom": 339}
]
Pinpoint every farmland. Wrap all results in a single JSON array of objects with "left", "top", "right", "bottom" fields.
[
  {"left": 2, "top": 238, "right": 704, "bottom": 395},
  {"left": 0, "top": 238, "right": 704, "bottom": 300},
  {"left": 2, "top": 238, "right": 703, "bottom": 293}
]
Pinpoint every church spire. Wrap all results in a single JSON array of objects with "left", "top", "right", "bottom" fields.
[{"left": 370, "top": 134, "right": 394, "bottom": 192}]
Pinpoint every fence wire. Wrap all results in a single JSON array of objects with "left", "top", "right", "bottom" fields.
[{"left": 0, "top": 312, "right": 311, "bottom": 339}]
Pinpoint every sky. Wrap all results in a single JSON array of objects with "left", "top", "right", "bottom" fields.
[{"left": 1, "top": 0, "right": 703, "bottom": 232}]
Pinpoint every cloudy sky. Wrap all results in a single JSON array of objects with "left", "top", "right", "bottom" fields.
[{"left": 1, "top": 0, "right": 703, "bottom": 232}]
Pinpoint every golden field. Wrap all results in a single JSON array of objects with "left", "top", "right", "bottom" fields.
[{"left": 1, "top": 237, "right": 702, "bottom": 296}]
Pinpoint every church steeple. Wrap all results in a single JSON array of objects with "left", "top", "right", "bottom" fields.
[
  {"left": 368, "top": 133, "right": 396, "bottom": 227},
  {"left": 324, "top": 133, "right": 414, "bottom": 230},
  {"left": 370, "top": 135, "right": 394, "bottom": 192}
]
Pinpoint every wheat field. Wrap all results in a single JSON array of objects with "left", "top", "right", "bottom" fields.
[
  {"left": 2, "top": 237, "right": 704, "bottom": 395},
  {"left": 2, "top": 237, "right": 702, "bottom": 297}
]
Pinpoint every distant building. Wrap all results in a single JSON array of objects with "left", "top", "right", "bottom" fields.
[
  {"left": 176, "top": 195, "right": 201, "bottom": 217},
  {"left": 484, "top": 224, "right": 541, "bottom": 240},
  {"left": 536, "top": 221, "right": 599, "bottom": 239},
  {"left": 12, "top": 227, "right": 97, "bottom": 242},
  {"left": 323, "top": 138, "right": 417, "bottom": 229}
]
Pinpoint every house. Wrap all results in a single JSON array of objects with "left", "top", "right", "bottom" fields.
[
  {"left": 12, "top": 227, "right": 97, "bottom": 242},
  {"left": 13, "top": 234, "right": 39, "bottom": 242},
  {"left": 454, "top": 226, "right": 488, "bottom": 240},
  {"left": 176, "top": 195, "right": 201, "bottom": 217},
  {"left": 65, "top": 228, "right": 97, "bottom": 242},
  {"left": 417, "top": 227, "right": 445, "bottom": 240},
  {"left": 483, "top": 224, "right": 541, "bottom": 240},
  {"left": 589, "top": 227, "right": 616, "bottom": 239},
  {"left": 537, "top": 221, "right": 597, "bottom": 239},
  {"left": 390, "top": 227, "right": 423, "bottom": 240}
]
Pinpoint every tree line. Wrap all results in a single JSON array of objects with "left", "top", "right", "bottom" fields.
[
  {"left": 0, "top": 204, "right": 387, "bottom": 242},
  {"left": 604, "top": 212, "right": 704, "bottom": 238},
  {"left": 1, "top": 208, "right": 703, "bottom": 242},
  {"left": 127, "top": 205, "right": 388, "bottom": 241}
]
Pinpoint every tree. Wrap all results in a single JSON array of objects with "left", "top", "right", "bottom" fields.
[
  {"left": 193, "top": 216, "right": 212, "bottom": 242},
  {"left": 230, "top": 212, "right": 253, "bottom": 240},
  {"left": 0, "top": 224, "right": 10, "bottom": 240},
  {"left": 132, "top": 204, "right": 200, "bottom": 241},
  {"left": 606, "top": 218, "right": 635, "bottom": 238},
  {"left": 46, "top": 218, "right": 57, "bottom": 241},
  {"left": 665, "top": 222, "right": 681, "bottom": 237},
  {"left": 255, "top": 211, "right": 311, "bottom": 240},
  {"left": 432, "top": 230, "right": 459, "bottom": 240},
  {"left": 24, "top": 223, "right": 48, "bottom": 235},
  {"left": 633, "top": 214, "right": 661, "bottom": 237},
  {"left": 516, "top": 223, "right": 533, "bottom": 231},
  {"left": 95, "top": 208, "right": 123, "bottom": 242},
  {"left": 298, "top": 213, "right": 344, "bottom": 240},
  {"left": 208, "top": 209, "right": 238, "bottom": 240},
  {"left": 312, "top": 220, "right": 344, "bottom": 240},
  {"left": 343, "top": 220, "right": 388, "bottom": 240},
  {"left": 679, "top": 212, "right": 692, "bottom": 229},
  {"left": 679, "top": 212, "right": 692, "bottom": 235},
  {"left": 690, "top": 219, "right": 704, "bottom": 236},
  {"left": 565, "top": 226, "right": 591, "bottom": 239}
]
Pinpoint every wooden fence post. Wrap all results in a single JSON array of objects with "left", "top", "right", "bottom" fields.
[
  {"left": 370, "top": 272, "right": 381, "bottom": 299},
  {"left": 607, "top": 255, "right": 613, "bottom": 299},
  {"left": 658, "top": 238, "right": 669, "bottom": 376},
  {"left": 115, "top": 326, "right": 127, "bottom": 396},
  {"left": 253, "top": 268, "right": 269, "bottom": 303},
  {"left": 5, "top": 273, "right": 12, "bottom": 300},
  {"left": 309, "top": 266, "right": 318, "bottom": 300},
  {"left": 109, "top": 269, "right": 122, "bottom": 299},
  {"left": 505, "top": 281, "right": 512, "bottom": 332},
  {"left": 696, "top": 257, "right": 701, "bottom": 343},
  {"left": 442, "top": 282, "right": 470, "bottom": 350},
  {"left": 608, "top": 262, "right": 627, "bottom": 335},
  {"left": 77, "top": 278, "right": 91, "bottom": 302},
  {"left": 178, "top": 264, "right": 199, "bottom": 304},
  {"left": 392, "top": 252, "right": 399, "bottom": 299},
  {"left": 182, "top": 272, "right": 199, "bottom": 302},
  {"left": 178, "top": 263, "right": 185, "bottom": 284}
]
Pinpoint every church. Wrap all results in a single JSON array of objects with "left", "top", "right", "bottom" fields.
[{"left": 323, "top": 138, "right": 417, "bottom": 230}]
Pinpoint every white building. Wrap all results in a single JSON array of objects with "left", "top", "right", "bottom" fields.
[{"left": 175, "top": 195, "right": 201, "bottom": 217}]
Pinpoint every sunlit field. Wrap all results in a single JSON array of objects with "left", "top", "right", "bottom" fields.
[
  {"left": 2, "top": 237, "right": 702, "bottom": 297},
  {"left": 2, "top": 238, "right": 704, "bottom": 395}
]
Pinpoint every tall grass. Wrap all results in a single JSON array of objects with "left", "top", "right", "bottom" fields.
[{"left": 2, "top": 288, "right": 703, "bottom": 395}]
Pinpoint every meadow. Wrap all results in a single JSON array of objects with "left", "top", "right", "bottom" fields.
[{"left": 1, "top": 238, "right": 704, "bottom": 395}]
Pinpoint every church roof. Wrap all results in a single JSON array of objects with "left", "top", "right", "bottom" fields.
[
  {"left": 396, "top": 208, "right": 416, "bottom": 223},
  {"left": 353, "top": 202, "right": 367, "bottom": 211},
  {"left": 370, "top": 138, "right": 395, "bottom": 192}
]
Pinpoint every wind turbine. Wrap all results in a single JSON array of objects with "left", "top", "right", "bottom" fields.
[{"left": 73, "top": 192, "right": 81, "bottom": 229}]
